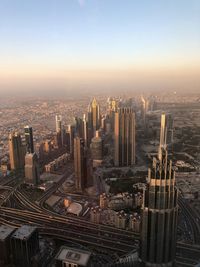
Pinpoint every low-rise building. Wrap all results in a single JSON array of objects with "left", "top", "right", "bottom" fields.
[{"left": 55, "top": 246, "right": 91, "bottom": 267}]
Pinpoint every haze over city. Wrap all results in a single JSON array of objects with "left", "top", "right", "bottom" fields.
[
  {"left": 0, "top": 0, "right": 200, "bottom": 96},
  {"left": 0, "top": 1, "right": 200, "bottom": 267}
]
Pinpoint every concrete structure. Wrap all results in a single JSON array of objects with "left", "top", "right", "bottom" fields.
[
  {"left": 140, "top": 148, "right": 178, "bottom": 266},
  {"left": 11, "top": 225, "right": 39, "bottom": 267},
  {"left": 9, "top": 132, "right": 25, "bottom": 170},
  {"left": 55, "top": 246, "right": 91, "bottom": 267},
  {"left": 25, "top": 152, "right": 40, "bottom": 185},
  {"left": 114, "top": 107, "right": 136, "bottom": 167}
]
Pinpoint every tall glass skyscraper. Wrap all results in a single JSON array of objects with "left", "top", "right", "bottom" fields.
[
  {"left": 114, "top": 107, "right": 136, "bottom": 167},
  {"left": 140, "top": 148, "right": 178, "bottom": 266}
]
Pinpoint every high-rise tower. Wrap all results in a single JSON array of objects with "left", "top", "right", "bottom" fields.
[
  {"left": 24, "top": 126, "right": 34, "bottom": 153},
  {"left": 107, "top": 97, "right": 118, "bottom": 131},
  {"left": 74, "top": 137, "right": 87, "bottom": 191},
  {"left": 55, "top": 115, "right": 62, "bottom": 133},
  {"left": 55, "top": 115, "right": 63, "bottom": 147},
  {"left": 83, "top": 114, "right": 88, "bottom": 148},
  {"left": 9, "top": 132, "right": 25, "bottom": 170},
  {"left": 66, "top": 124, "right": 75, "bottom": 156},
  {"left": 141, "top": 96, "right": 149, "bottom": 125},
  {"left": 114, "top": 107, "right": 136, "bottom": 166},
  {"left": 159, "top": 113, "right": 174, "bottom": 158},
  {"left": 25, "top": 153, "right": 40, "bottom": 185},
  {"left": 88, "top": 98, "right": 100, "bottom": 135},
  {"left": 140, "top": 148, "right": 178, "bottom": 266}
]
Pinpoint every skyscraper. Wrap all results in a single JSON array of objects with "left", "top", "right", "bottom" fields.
[
  {"left": 24, "top": 125, "right": 34, "bottom": 153},
  {"left": 11, "top": 225, "right": 39, "bottom": 267},
  {"left": 114, "top": 107, "right": 136, "bottom": 167},
  {"left": 140, "top": 148, "right": 178, "bottom": 266},
  {"left": 55, "top": 115, "right": 63, "bottom": 147},
  {"left": 74, "top": 137, "right": 87, "bottom": 191},
  {"left": 74, "top": 116, "right": 84, "bottom": 138},
  {"left": 66, "top": 124, "right": 75, "bottom": 156},
  {"left": 25, "top": 153, "right": 40, "bottom": 185},
  {"left": 73, "top": 115, "right": 88, "bottom": 148},
  {"left": 107, "top": 97, "right": 118, "bottom": 115},
  {"left": 83, "top": 113, "right": 88, "bottom": 148},
  {"left": 159, "top": 113, "right": 174, "bottom": 159},
  {"left": 88, "top": 98, "right": 100, "bottom": 135},
  {"left": 55, "top": 115, "right": 62, "bottom": 133},
  {"left": 141, "top": 96, "right": 149, "bottom": 125},
  {"left": 90, "top": 131, "right": 103, "bottom": 167},
  {"left": 9, "top": 132, "right": 25, "bottom": 170},
  {"left": 107, "top": 97, "right": 118, "bottom": 131}
]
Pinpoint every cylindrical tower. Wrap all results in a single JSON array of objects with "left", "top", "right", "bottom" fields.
[{"left": 140, "top": 148, "right": 178, "bottom": 266}]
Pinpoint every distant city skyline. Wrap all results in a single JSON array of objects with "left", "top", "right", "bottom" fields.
[{"left": 0, "top": 0, "right": 200, "bottom": 95}]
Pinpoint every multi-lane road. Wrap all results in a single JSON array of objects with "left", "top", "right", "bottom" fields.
[{"left": 0, "top": 169, "right": 138, "bottom": 257}]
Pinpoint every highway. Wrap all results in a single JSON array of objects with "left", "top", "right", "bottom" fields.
[
  {"left": 0, "top": 206, "right": 136, "bottom": 256},
  {"left": 178, "top": 197, "right": 200, "bottom": 244},
  {"left": 1, "top": 171, "right": 200, "bottom": 262},
  {"left": 0, "top": 169, "right": 139, "bottom": 256}
]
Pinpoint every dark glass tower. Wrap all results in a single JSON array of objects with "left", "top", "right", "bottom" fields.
[
  {"left": 74, "top": 137, "right": 87, "bottom": 191},
  {"left": 140, "top": 148, "right": 178, "bottom": 266},
  {"left": 114, "top": 107, "right": 136, "bottom": 167},
  {"left": 24, "top": 126, "right": 34, "bottom": 153}
]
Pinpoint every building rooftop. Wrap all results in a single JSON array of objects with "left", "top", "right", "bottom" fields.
[
  {"left": 55, "top": 246, "right": 91, "bottom": 266},
  {"left": 67, "top": 202, "right": 82, "bottom": 216},
  {"left": 0, "top": 225, "right": 15, "bottom": 241},
  {"left": 11, "top": 225, "right": 37, "bottom": 241}
]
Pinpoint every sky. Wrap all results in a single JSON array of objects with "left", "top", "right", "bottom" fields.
[{"left": 0, "top": 0, "right": 200, "bottom": 96}]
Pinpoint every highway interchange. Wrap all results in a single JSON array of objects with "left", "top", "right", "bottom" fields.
[{"left": 0, "top": 171, "right": 200, "bottom": 266}]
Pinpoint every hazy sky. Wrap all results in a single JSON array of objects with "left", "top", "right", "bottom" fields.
[{"left": 0, "top": 0, "right": 200, "bottom": 95}]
